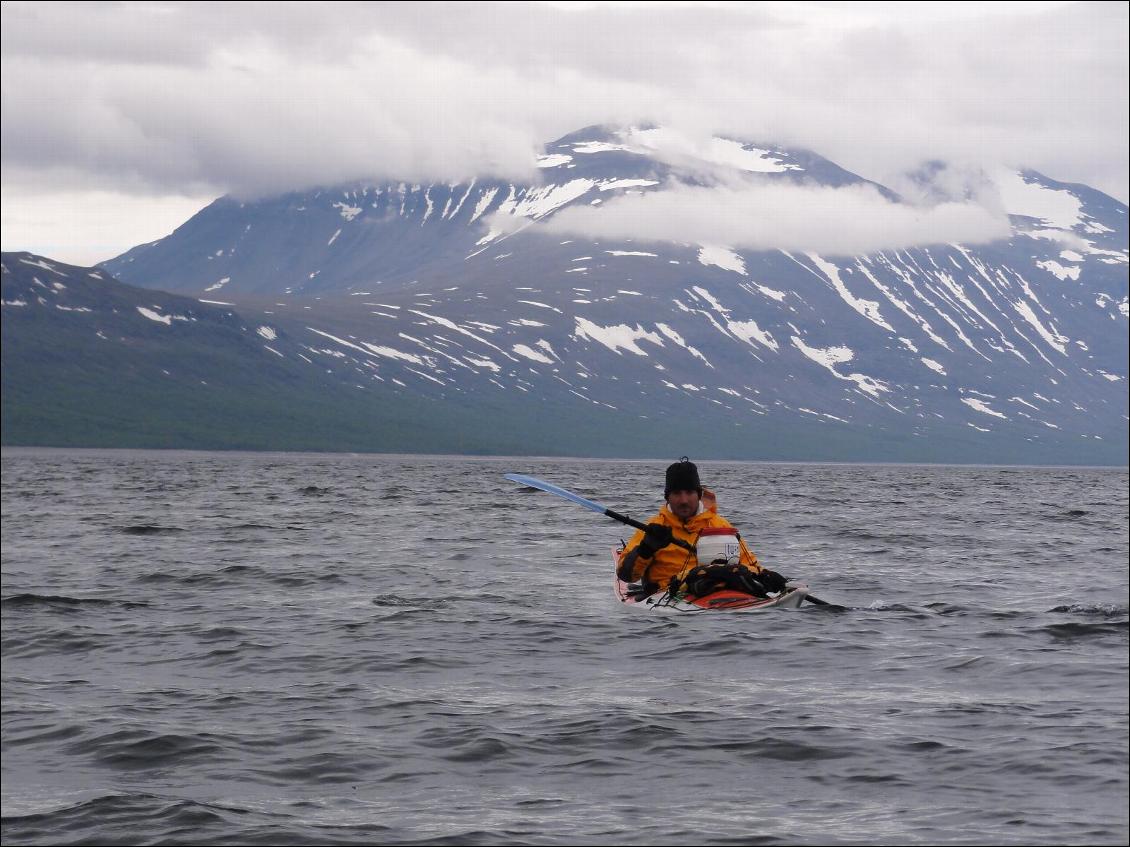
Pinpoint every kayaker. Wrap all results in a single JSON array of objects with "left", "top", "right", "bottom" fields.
[{"left": 616, "top": 458, "right": 788, "bottom": 598}]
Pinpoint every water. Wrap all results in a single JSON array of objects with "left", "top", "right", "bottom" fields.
[{"left": 2, "top": 448, "right": 1127, "bottom": 846}]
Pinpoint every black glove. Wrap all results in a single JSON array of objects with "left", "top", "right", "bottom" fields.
[
  {"left": 625, "top": 580, "right": 659, "bottom": 601},
  {"left": 756, "top": 569, "right": 788, "bottom": 593},
  {"left": 638, "top": 523, "right": 674, "bottom": 558}
]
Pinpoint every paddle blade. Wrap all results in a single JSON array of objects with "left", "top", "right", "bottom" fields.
[{"left": 503, "top": 473, "right": 608, "bottom": 515}]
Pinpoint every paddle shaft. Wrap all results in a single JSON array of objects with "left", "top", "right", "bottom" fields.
[
  {"left": 603, "top": 507, "right": 647, "bottom": 533},
  {"left": 504, "top": 473, "right": 695, "bottom": 553},
  {"left": 802, "top": 593, "right": 837, "bottom": 607},
  {"left": 602, "top": 507, "right": 697, "bottom": 554}
]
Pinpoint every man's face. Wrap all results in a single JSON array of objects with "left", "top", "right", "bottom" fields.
[{"left": 666, "top": 489, "right": 700, "bottom": 521}]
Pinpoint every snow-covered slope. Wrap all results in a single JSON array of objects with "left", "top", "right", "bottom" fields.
[{"left": 19, "top": 126, "right": 1130, "bottom": 461}]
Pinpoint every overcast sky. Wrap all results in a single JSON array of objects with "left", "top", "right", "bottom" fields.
[{"left": 2, "top": 0, "right": 1126, "bottom": 265}]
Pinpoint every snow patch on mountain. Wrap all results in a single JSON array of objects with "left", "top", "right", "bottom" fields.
[
  {"left": 363, "top": 343, "right": 427, "bottom": 365},
  {"left": 470, "top": 187, "right": 501, "bottom": 223},
  {"left": 494, "top": 180, "right": 598, "bottom": 223},
  {"left": 993, "top": 169, "right": 1084, "bottom": 230},
  {"left": 726, "top": 319, "right": 778, "bottom": 352},
  {"left": 963, "top": 397, "right": 1008, "bottom": 419},
  {"left": 19, "top": 257, "right": 64, "bottom": 275},
  {"left": 1037, "top": 260, "right": 1081, "bottom": 280},
  {"left": 697, "top": 245, "right": 746, "bottom": 275},
  {"left": 464, "top": 355, "right": 500, "bottom": 372},
  {"left": 512, "top": 344, "right": 551, "bottom": 364},
  {"left": 516, "top": 299, "right": 562, "bottom": 313},
  {"left": 745, "top": 282, "right": 786, "bottom": 302},
  {"left": 333, "top": 202, "right": 363, "bottom": 221},
  {"left": 622, "top": 127, "right": 800, "bottom": 174},
  {"left": 600, "top": 179, "right": 659, "bottom": 192},
  {"left": 791, "top": 337, "right": 854, "bottom": 369},
  {"left": 535, "top": 339, "right": 560, "bottom": 360},
  {"left": 573, "top": 141, "right": 638, "bottom": 155},
  {"left": 137, "top": 306, "right": 172, "bottom": 325},
  {"left": 805, "top": 254, "right": 893, "bottom": 332},
  {"left": 574, "top": 317, "right": 662, "bottom": 356},
  {"left": 1012, "top": 299, "right": 1069, "bottom": 355},
  {"left": 689, "top": 286, "right": 779, "bottom": 352},
  {"left": 656, "top": 322, "right": 713, "bottom": 367},
  {"left": 791, "top": 336, "right": 889, "bottom": 397}
]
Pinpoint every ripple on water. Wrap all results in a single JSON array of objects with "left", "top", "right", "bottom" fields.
[{"left": 1, "top": 452, "right": 1126, "bottom": 846}]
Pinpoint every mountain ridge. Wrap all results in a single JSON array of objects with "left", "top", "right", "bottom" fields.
[{"left": 5, "top": 125, "right": 1127, "bottom": 463}]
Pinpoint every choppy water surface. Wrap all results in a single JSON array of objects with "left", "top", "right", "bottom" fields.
[{"left": 2, "top": 449, "right": 1127, "bottom": 846}]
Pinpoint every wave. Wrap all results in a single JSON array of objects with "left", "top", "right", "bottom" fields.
[
  {"left": 1, "top": 593, "right": 148, "bottom": 610},
  {"left": 371, "top": 594, "right": 451, "bottom": 610},
  {"left": 118, "top": 525, "right": 185, "bottom": 535},
  {"left": 220, "top": 564, "right": 270, "bottom": 576},
  {"left": 2, "top": 631, "right": 107, "bottom": 659},
  {"left": 1035, "top": 621, "right": 1129, "bottom": 640},
  {"left": 246, "top": 750, "right": 375, "bottom": 785},
  {"left": 64, "top": 729, "right": 227, "bottom": 770},
  {"left": 1049, "top": 603, "right": 1129, "bottom": 618},
  {"left": 707, "top": 736, "right": 854, "bottom": 762},
  {"left": 0, "top": 792, "right": 247, "bottom": 844},
  {"left": 133, "top": 571, "right": 229, "bottom": 587}
]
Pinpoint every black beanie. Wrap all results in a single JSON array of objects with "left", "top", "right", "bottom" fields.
[{"left": 664, "top": 457, "right": 702, "bottom": 496}]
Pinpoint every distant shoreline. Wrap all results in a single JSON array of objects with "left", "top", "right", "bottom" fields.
[{"left": 3, "top": 444, "right": 1126, "bottom": 471}]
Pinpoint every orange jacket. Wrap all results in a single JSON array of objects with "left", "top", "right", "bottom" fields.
[{"left": 616, "top": 489, "right": 762, "bottom": 588}]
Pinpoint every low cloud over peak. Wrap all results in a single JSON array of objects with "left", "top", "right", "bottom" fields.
[{"left": 539, "top": 180, "right": 1013, "bottom": 256}]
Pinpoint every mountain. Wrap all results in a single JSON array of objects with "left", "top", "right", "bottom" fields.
[
  {"left": 6, "top": 126, "right": 1128, "bottom": 463},
  {"left": 0, "top": 251, "right": 753, "bottom": 455},
  {"left": 103, "top": 126, "right": 892, "bottom": 298}
]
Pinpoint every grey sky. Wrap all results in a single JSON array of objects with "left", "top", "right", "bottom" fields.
[{"left": 1, "top": 1, "right": 1126, "bottom": 264}]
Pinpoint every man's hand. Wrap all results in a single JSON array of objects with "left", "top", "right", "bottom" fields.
[
  {"left": 625, "top": 581, "right": 659, "bottom": 601},
  {"left": 756, "top": 569, "right": 788, "bottom": 593},
  {"left": 638, "top": 523, "right": 674, "bottom": 558}
]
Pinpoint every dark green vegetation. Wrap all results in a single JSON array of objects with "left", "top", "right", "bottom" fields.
[
  {"left": 0, "top": 253, "right": 735, "bottom": 456},
  {"left": 0, "top": 259, "right": 605, "bottom": 454}
]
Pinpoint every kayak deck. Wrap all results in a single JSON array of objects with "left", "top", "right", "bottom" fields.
[{"left": 612, "top": 548, "right": 808, "bottom": 611}]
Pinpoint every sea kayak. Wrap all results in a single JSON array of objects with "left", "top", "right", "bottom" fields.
[{"left": 612, "top": 548, "right": 809, "bottom": 611}]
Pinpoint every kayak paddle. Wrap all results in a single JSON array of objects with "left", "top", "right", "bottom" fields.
[
  {"left": 504, "top": 472, "right": 838, "bottom": 608},
  {"left": 504, "top": 473, "right": 696, "bottom": 554},
  {"left": 504, "top": 473, "right": 647, "bottom": 530}
]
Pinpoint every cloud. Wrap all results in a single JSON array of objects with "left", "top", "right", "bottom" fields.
[
  {"left": 1, "top": 1, "right": 1126, "bottom": 231},
  {"left": 1, "top": 25, "right": 585, "bottom": 196},
  {"left": 3, "top": 1, "right": 1127, "bottom": 199},
  {"left": 537, "top": 179, "right": 1013, "bottom": 255}
]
